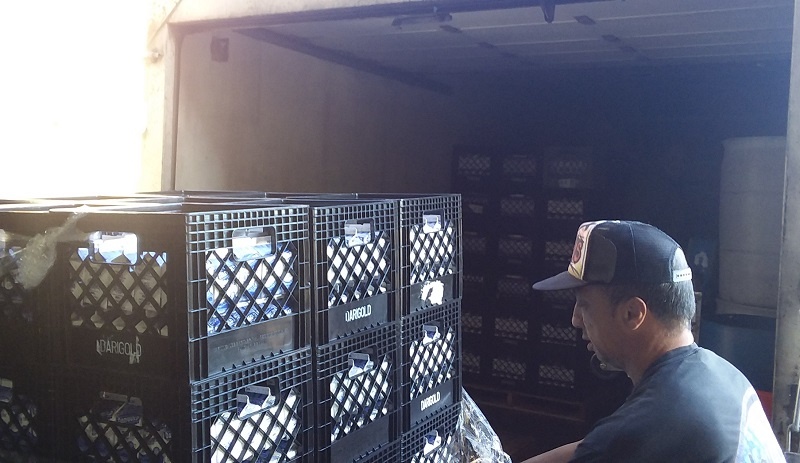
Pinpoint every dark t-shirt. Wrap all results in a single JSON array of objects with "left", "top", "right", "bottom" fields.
[{"left": 570, "top": 344, "right": 785, "bottom": 463}]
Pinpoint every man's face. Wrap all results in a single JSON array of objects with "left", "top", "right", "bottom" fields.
[{"left": 572, "top": 285, "right": 626, "bottom": 370}]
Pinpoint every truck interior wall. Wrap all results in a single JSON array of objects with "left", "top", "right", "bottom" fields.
[
  {"left": 175, "top": 30, "right": 468, "bottom": 193},
  {"left": 176, "top": 25, "right": 790, "bottom": 248}
]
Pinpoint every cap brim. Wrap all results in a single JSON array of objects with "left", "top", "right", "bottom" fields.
[{"left": 532, "top": 271, "right": 588, "bottom": 291}]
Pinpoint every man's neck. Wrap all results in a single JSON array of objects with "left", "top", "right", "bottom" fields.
[{"left": 628, "top": 329, "right": 694, "bottom": 385}]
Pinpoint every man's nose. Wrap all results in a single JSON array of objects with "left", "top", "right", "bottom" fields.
[{"left": 572, "top": 304, "right": 583, "bottom": 329}]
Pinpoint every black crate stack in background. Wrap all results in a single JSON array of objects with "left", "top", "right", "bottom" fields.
[{"left": 453, "top": 144, "right": 616, "bottom": 416}]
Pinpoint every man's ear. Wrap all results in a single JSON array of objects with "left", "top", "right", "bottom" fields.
[{"left": 621, "top": 297, "right": 647, "bottom": 331}]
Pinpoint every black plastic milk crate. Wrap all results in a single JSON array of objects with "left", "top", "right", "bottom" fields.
[
  {"left": 452, "top": 147, "right": 496, "bottom": 192},
  {"left": 0, "top": 364, "right": 59, "bottom": 459},
  {"left": 489, "top": 303, "right": 536, "bottom": 347},
  {"left": 389, "top": 194, "right": 461, "bottom": 315},
  {"left": 0, "top": 205, "right": 82, "bottom": 369},
  {"left": 461, "top": 271, "right": 493, "bottom": 305},
  {"left": 542, "top": 238, "right": 574, "bottom": 276},
  {"left": 460, "top": 192, "right": 495, "bottom": 226},
  {"left": 302, "top": 194, "right": 463, "bottom": 316},
  {"left": 460, "top": 343, "right": 484, "bottom": 385},
  {"left": 461, "top": 296, "right": 486, "bottom": 337},
  {"left": 542, "top": 146, "right": 600, "bottom": 190},
  {"left": 488, "top": 341, "right": 534, "bottom": 392},
  {"left": 60, "top": 348, "right": 314, "bottom": 463},
  {"left": 315, "top": 323, "right": 400, "bottom": 463},
  {"left": 534, "top": 343, "right": 593, "bottom": 401},
  {"left": 540, "top": 289, "right": 575, "bottom": 313},
  {"left": 400, "top": 301, "right": 461, "bottom": 431},
  {"left": 498, "top": 194, "right": 537, "bottom": 230},
  {"left": 303, "top": 200, "right": 397, "bottom": 344},
  {"left": 537, "top": 306, "right": 580, "bottom": 349},
  {"left": 54, "top": 202, "right": 311, "bottom": 381},
  {"left": 400, "top": 402, "right": 461, "bottom": 463},
  {"left": 461, "top": 230, "right": 494, "bottom": 274},
  {"left": 351, "top": 438, "right": 401, "bottom": 463},
  {"left": 495, "top": 274, "right": 538, "bottom": 306},
  {"left": 496, "top": 233, "right": 540, "bottom": 274},
  {"left": 499, "top": 154, "right": 541, "bottom": 194}
]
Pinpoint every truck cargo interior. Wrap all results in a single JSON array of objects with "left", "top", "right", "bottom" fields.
[{"left": 167, "top": 1, "right": 792, "bottom": 459}]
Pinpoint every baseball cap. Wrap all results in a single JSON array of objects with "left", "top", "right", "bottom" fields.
[{"left": 532, "top": 220, "right": 693, "bottom": 291}]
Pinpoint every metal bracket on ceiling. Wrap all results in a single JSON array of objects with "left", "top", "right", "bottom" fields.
[{"left": 541, "top": 0, "right": 556, "bottom": 23}]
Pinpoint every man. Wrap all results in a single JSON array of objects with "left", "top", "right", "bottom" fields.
[{"left": 523, "top": 220, "right": 785, "bottom": 463}]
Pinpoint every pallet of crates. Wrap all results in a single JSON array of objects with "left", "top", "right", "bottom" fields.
[
  {"left": 275, "top": 197, "right": 399, "bottom": 462},
  {"left": 37, "top": 200, "right": 313, "bottom": 462},
  {"left": 399, "top": 300, "right": 461, "bottom": 434}
]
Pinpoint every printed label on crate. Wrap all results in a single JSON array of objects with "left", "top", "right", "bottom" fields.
[
  {"left": 327, "top": 294, "right": 389, "bottom": 340},
  {"left": 95, "top": 333, "right": 143, "bottom": 365},
  {"left": 410, "top": 381, "right": 454, "bottom": 425},
  {"left": 71, "top": 331, "right": 155, "bottom": 375},
  {"left": 208, "top": 315, "right": 296, "bottom": 374},
  {"left": 409, "top": 274, "right": 456, "bottom": 311}
]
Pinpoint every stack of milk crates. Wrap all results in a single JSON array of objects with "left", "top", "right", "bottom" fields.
[
  {"left": 453, "top": 146, "right": 544, "bottom": 394},
  {"left": 534, "top": 147, "right": 612, "bottom": 403},
  {"left": 385, "top": 194, "right": 462, "bottom": 463},
  {"left": 273, "top": 192, "right": 463, "bottom": 463},
  {"left": 1, "top": 193, "right": 317, "bottom": 462},
  {"left": 453, "top": 144, "right": 622, "bottom": 411},
  {"left": 256, "top": 194, "right": 399, "bottom": 463},
  {"left": 451, "top": 146, "right": 498, "bottom": 391}
]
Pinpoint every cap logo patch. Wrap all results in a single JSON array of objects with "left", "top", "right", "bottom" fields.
[{"left": 568, "top": 221, "right": 602, "bottom": 281}]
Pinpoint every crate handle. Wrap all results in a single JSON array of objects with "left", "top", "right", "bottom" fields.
[
  {"left": 88, "top": 232, "right": 139, "bottom": 265},
  {"left": 344, "top": 219, "right": 374, "bottom": 247},
  {"left": 422, "top": 210, "right": 444, "bottom": 234},
  {"left": 0, "top": 377, "right": 13, "bottom": 403},
  {"left": 91, "top": 391, "right": 130, "bottom": 422},
  {"left": 236, "top": 384, "right": 276, "bottom": 420},
  {"left": 421, "top": 430, "right": 443, "bottom": 455},
  {"left": 232, "top": 227, "right": 276, "bottom": 262},
  {"left": 347, "top": 352, "right": 375, "bottom": 378},
  {"left": 422, "top": 324, "right": 442, "bottom": 345}
]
